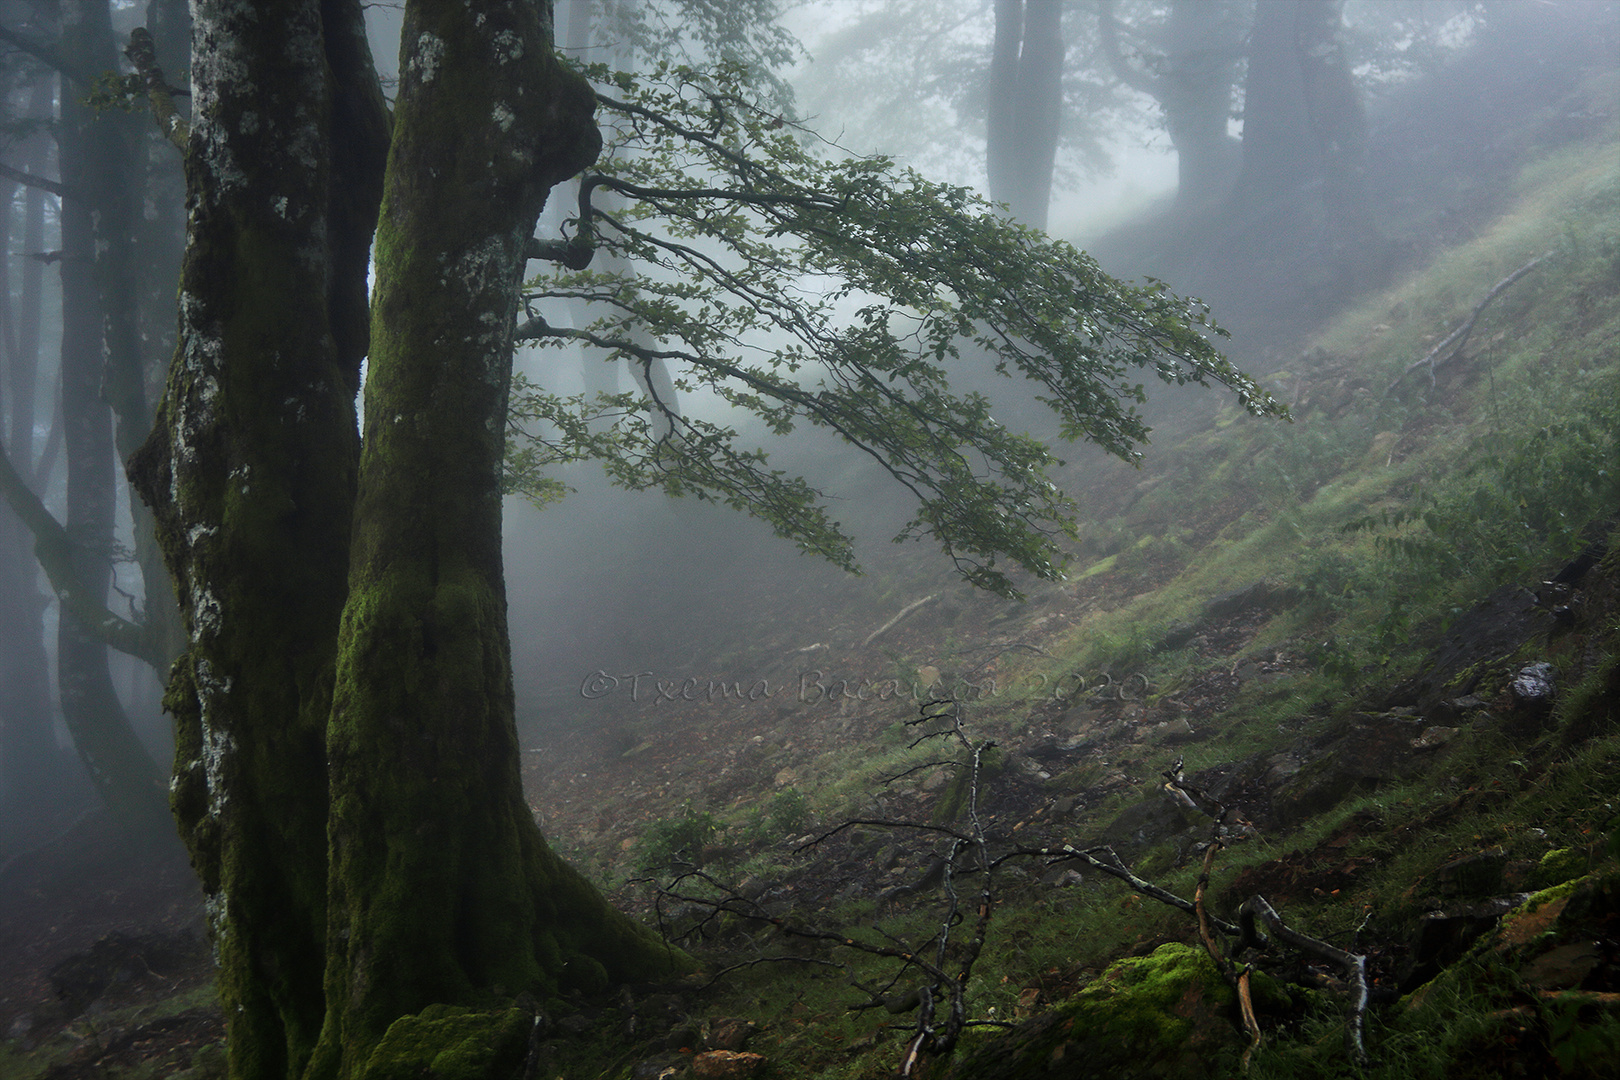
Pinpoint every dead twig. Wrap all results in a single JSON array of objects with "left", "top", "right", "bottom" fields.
[
  {"left": 1385, "top": 252, "right": 1551, "bottom": 397},
  {"left": 1238, "top": 895, "right": 1370, "bottom": 1066},
  {"left": 862, "top": 594, "right": 938, "bottom": 647}
]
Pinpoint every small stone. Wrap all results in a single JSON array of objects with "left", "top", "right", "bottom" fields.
[
  {"left": 691, "top": 1049, "right": 767, "bottom": 1079},
  {"left": 631, "top": 1056, "right": 684, "bottom": 1080},
  {"left": 706, "top": 1017, "right": 757, "bottom": 1051},
  {"left": 1511, "top": 662, "right": 1556, "bottom": 709},
  {"left": 1043, "top": 868, "right": 1084, "bottom": 888},
  {"left": 1411, "top": 726, "right": 1459, "bottom": 750}
]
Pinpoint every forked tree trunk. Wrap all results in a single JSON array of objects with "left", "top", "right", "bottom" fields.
[
  {"left": 132, "top": 4, "right": 686, "bottom": 1078},
  {"left": 130, "top": 4, "right": 390, "bottom": 1077}
]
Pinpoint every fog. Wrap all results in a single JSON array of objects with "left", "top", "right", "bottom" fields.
[{"left": 2, "top": 0, "right": 1616, "bottom": 888}]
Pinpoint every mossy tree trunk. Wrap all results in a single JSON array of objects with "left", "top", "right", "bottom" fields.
[
  {"left": 132, "top": 4, "right": 686, "bottom": 1079},
  {"left": 313, "top": 5, "right": 683, "bottom": 1074},
  {"left": 131, "top": 3, "right": 390, "bottom": 1078}
]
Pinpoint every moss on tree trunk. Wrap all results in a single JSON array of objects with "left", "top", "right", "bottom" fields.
[
  {"left": 130, "top": 3, "right": 390, "bottom": 1078},
  {"left": 312, "top": 5, "right": 684, "bottom": 1074},
  {"left": 133, "top": 4, "right": 687, "bottom": 1079}
]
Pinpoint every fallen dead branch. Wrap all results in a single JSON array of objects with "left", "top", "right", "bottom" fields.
[
  {"left": 862, "top": 594, "right": 938, "bottom": 647},
  {"left": 1238, "top": 895, "right": 1370, "bottom": 1066},
  {"left": 1385, "top": 252, "right": 1551, "bottom": 397},
  {"left": 647, "top": 701, "right": 1375, "bottom": 1076}
]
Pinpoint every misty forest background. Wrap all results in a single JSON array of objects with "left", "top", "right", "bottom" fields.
[{"left": 2, "top": 0, "right": 1620, "bottom": 1078}]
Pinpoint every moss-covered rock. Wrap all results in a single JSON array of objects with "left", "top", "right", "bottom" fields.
[
  {"left": 944, "top": 943, "right": 1242, "bottom": 1079},
  {"left": 356, "top": 1005, "right": 531, "bottom": 1080}
]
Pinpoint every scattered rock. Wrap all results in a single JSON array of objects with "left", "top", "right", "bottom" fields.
[
  {"left": 1401, "top": 895, "right": 1529, "bottom": 991},
  {"left": 1385, "top": 584, "right": 1551, "bottom": 711},
  {"left": 1271, "top": 714, "right": 1448, "bottom": 826},
  {"left": 1521, "top": 941, "right": 1605, "bottom": 991},
  {"left": 1510, "top": 661, "right": 1557, "bottom": 710},
  {"left": 1435, "top": 848, "right": 1510, "bottom": 897},
  {"left": 705, "top": 1017, "right": 756, "bottom": 1051},
  {"left": 691, "top": 1049, "right": 767, "bottom": 1079},
  {"left": 631, "top": 1054, "right": 687, "bottom": 1080},
  {"left": 1411, "top": 725, "right": 1459, "bottom": 750},
  {"left": 1095, "top": 795, "right": 1193, "bottom": 856}
]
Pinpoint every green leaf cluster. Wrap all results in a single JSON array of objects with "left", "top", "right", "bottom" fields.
[{"left": 511, "top": 62, "right": 1283, "bottom": 596}]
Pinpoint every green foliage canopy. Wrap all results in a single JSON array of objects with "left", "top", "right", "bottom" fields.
[{"left": 510, "top": 62, "right": 1284, "bottom": 598}]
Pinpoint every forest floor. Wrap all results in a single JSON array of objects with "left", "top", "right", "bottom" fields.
[{"left": 3, "top": 60, "right": 1619, "bottom": 1080}]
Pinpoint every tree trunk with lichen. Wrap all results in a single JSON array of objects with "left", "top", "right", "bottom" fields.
[
  {"left": 312, "top": 9, "right": 688, "bottom": 1074},
  {"left": 131, "top": 3, "right": 686, "bottom": 1079},
  {"left": 129, "top": 3, "right": 390, "bottom": 1078}
]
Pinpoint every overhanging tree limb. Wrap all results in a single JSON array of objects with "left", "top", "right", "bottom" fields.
[
  {"left": 515, "top": 63, "right": 1284, "bottom": 597},
  {"left": 0, "top": 440, "right": 165, "bottom": 670},
  {"left": 0, "top": 160, "right": 76, "bottom": 200}
]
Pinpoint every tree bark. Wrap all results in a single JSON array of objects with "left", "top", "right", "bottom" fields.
[
  {"left": 57, "top": 0, "right": 169, "bottom": 833},
  {"left": 313, "top": 5, "right": 681, "bottom": 1072},
  {"left": 1098, "top": 0, "right": 1244, "bottom": 211},
  {"left": 986, "top": 0, "right": 1062, "bottom": 230},
  {"left": 131, "top": 3, "right": 687, "bottom": 1077},
  {"left": 129, "top": 3, "right": 389, "bottom": 1077}
]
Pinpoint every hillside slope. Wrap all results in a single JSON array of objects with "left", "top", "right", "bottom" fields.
[{"left": 515, "top": 124, "right": 1620, "bottom": 1079}]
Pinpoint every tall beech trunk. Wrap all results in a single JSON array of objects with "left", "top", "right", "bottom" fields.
[
  {"left": 314, "top": 5, "right": 680, "bottom": 1071},
  {"left": 986, "top": 0, "right": 1062, "bottom": 229},
  {"left": 0, "top": 72, "right": 63, "bottom": 827},
  {"left": 131, "top": 4, "right": 390, "bottom": 1077},
  {"left": 58, "top": 0, "right": 168, "bottom": 831},
  {"left": 132, "top": 3, "right": 686, "bottom": 1078}
]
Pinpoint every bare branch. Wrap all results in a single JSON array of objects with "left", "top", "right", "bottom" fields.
[
  {"left": 1386, "top": 252, "right": 1551, "bottom": 397},
  {"left": 1238, "top": 895, "right": 1369, "bottom": 1065},
  {"left": 124, "top": 27, "right": 189, "bottom": 151},
  {"left": 0, "top": 441, "right": 166, "bottom": 670},
  {"left": 0, "top": 160, "right": 75, "bottom": 199}
]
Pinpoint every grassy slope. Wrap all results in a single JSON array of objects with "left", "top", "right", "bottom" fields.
[
  {"left": 535, "top": 123, "right": 1620, "bottom": 1079},
  {"left": 9, "top": 102, "right": 1617, "bottom": 1080}
]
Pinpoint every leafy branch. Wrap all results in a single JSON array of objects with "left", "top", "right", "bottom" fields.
[{"left": 515, "top": 61, "right": 1285, "bottom": 597}]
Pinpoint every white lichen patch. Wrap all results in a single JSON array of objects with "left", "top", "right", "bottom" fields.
[
  {"left": 190, "top": 575, "right": 224, "bottom": 641},
  {"left": 204, "top": 891, "right": 229, "bottom": 960},
  {"left": 201, "top": 721, "right": 235, "bottom": 807},
  {"left": 493, "top": 102, "right": 517, "bottom": 133},
  {"left": 409, "top": 32, "right": 447, "bottom": 85},
  {"left": 491, "top": 30, "right": 524, "bottom": 63},
  {"left": 272, "top": 195, "right": 290, "bottom": 219},
  {"left": 186, "top": 523, "right": 219, "bottom": 549}
]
